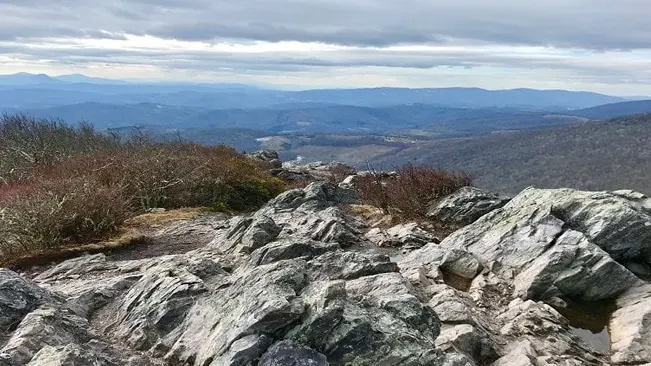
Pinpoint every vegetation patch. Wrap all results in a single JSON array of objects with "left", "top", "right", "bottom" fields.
[
  {"left": 123, "top": 207, "right": 205, "bottom": 229},
  {"left": 0, "top": 114, "right": 287, "bottom": 265},
  {"left": 343, "top": 204, "right": 400, "bottom": 228},
  {"left": 356, "top": 163, "right": 473, "bottom": 220}
]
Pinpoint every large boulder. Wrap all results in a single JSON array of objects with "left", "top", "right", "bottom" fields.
[
  {"left": 213, "top": 215, "right": 282, "bottom": 254},
  {"left": 163, "top": 259, "right": 309, "bottom": 365},
  {"left": 1, "top": 305, "right": 151, "bottom": 366},
  {"left": 435, "top": 187, "right": 648, "bottom": 301},
  {"left": 27, "top": 343, "right": 120, "bottom": 366},
  {"left": 435, "top": 324, "right": 497, "bottom": 364},
  {"left": 8, "top": 183, "right": 440, "bottom": 365},
  {"left": 0, "top": 269, "right": 51, "bottom": 333},
  {"left": 427, "top": 187, "right": 510, "bottom": 225},
  {"left": 258, "top": 341, "right": 328, "bottom": 366},
  {"left": 271, "top": 161, "right": 356, "bottom": 184},
  {"left": 266, "top": 182, "right": 360, "bottom": 210},
  {"left": 248, "top": 149, "right": 283, "bottom": 169},
  {"left": 610, "top": 283, "right": 651, "bottom": 364}
]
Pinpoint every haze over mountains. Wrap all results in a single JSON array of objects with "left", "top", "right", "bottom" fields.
[
  {"left": 2, "top": 73, "right": 650, "bottom": 136},
  {"left": 3, "top": 72, "right": 651, "bottom": 194},
  {"left": 0, "top": 73, "right": 634, "bottom": 109}
]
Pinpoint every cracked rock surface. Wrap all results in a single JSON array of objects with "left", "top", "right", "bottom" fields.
[{"left": 2, "top": 183, "right": 651, "bottom": 365}]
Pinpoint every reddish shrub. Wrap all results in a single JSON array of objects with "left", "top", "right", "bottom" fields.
[
  {"left": 357, "top": 163, "right": 473, "bottom": 218},
  {"left": 0, "top": 115, "right": 288, "bottom": 262},
  {"left": 326, "top": 163, "right": 358, "bottom": 184},
  {"left": 0, "top": 182, "right": 35, "bottom": 203}
]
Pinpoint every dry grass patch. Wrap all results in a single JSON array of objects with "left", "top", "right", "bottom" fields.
[
  {"left": 343, "top": 204, "right": 400, "bottom": 228},
  {"left": 1, "top": 231, "right": 147, "bottom": 269},
  {"left": 3, "top": 209, "right": 210, "bottom": 269},
  {"left": 123, "top": 208, "right": 206, "bottom": 229}
]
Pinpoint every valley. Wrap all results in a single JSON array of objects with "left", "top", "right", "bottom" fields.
[{"left": 2, "top": 73, "right": 651, "bottom": 196}]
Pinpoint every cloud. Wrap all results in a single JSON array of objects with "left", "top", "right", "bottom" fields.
[
  {"left": 0, "top": 0, "right": 649, "bottom": 94},
  {"left": 0, "top": 0, "right": 649, "bottom": 49},
  {"left": 1, "top": 37, "right": 650, "bottom": 86}
]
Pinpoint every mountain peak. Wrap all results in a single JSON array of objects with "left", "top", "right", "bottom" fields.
[{"left": 0, "top": 72, "right": 61, "bottom": 85}]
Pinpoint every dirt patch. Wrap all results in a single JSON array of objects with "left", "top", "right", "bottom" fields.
[
  {"left": 106, "top": 211, "right": 229, "bottom": 262},
  {"left": 123, "top": 208, "right": 204, "bottom": 228},
  {"left": 5, "top": 233, "right": 148, "bottom": 271},
  {"left": 7, "top": 208, "right": 229, "bottom": 271}
]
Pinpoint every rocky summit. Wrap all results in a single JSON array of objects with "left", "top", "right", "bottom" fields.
[{"left": 2, "top": 181, "right": 651, "bottom": 365}]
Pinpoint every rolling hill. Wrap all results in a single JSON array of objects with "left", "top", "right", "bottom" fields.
[
  {"left": 367, "top": 113, "right": 651, "bottom": 195},
  {"left": 569, "top": 100, "right": 651, "bottom": 119},
  {"left": 0, "top": 73, "right": 631, "bottom": 110},
  {"left": 22, "top": 102, "right": 587, "bottom": 137}
]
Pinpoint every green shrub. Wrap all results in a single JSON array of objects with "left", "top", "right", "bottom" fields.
[{"left": 226, "top": 180, "right": 275, "bottom": 211}]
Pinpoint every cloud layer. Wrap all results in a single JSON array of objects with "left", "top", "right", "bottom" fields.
[{"left": 0, "top": 0, "right": 650, "bottom": 94}]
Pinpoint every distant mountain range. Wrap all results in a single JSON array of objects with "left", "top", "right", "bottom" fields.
[
  {"left": 0, "top": 72, "right": 639, "bottom": 110},
  {"left": 18, "top": 97, "right": 651, "bottom": 140},
  {"left": 0, "top": 72, "right": 124, "bottom": 86},
  {"left": 20, "top": 102, "right": 583, "bottom": 137},
  {"left": 2, "top": 72, "right": 651, "bottom": 198},
  {"left": 3, "top": 72, "right": 651, "bottom": 170}
]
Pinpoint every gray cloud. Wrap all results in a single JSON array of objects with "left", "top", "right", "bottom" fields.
[
  {"left": 0, "top": 0, "right": 649, "bottom": 49},
  {"left": 2, "top": 40, "right": 650, "bottom": 86},
  {"left": 1, "top": 0, "right": 650, "bottom": 94}
]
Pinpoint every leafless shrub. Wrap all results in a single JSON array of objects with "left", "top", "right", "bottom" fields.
[
  {"left": 326, "top": 163, "right": 358, "bottom": 184},
  {"left": 357, "top": 163, "right": 473, "bottom": 218}
]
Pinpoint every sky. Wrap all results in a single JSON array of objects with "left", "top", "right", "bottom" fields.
[{"left": 0, "top": 0, "right": 650, "bottom": 95}]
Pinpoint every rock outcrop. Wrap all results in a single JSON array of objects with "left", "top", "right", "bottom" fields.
[
  {"left": 2, "top": 183, "right": 651, "bottom": 365},
  {"left": 364, "top": 223, "right": 440, "bottom": 249},
  {"left": 247, "top": 150, "right": 283, "bottom": 169},
  {"left": 269, "top": 160, "right": 356, "bottom": 184},
  {"left": 426, "top": 186, "right": 510, "bottom": 225}
]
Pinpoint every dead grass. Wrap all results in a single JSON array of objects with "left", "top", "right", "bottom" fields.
[
  {"left": 2, "top": 231, "right": 147, "bottom": 269},
  {"left": 343, "top": 204, "right": 400, "bottom": 228},
  {"left": 123, "top": 208, "right": 205, "bottom": 229},
  {"left": 2, "top": 208, "right": 213, "bottom": 269}
]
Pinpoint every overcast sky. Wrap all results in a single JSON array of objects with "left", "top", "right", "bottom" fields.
[{"left": 0, "top": 0, "right": 650, "bottom": 94}]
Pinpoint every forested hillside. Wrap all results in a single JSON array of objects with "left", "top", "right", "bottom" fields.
[{"left": 371, "top": 113, "right": 651, "bottom": 194}]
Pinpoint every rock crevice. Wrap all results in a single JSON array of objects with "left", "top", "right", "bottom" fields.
[{"left": 1, "top": 183, "right": 651, "bottom": 365}]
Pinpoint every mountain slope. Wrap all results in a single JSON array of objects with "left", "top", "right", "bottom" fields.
[
  {"left": 0, "top": 73, "right": 629, "bottom": 109},
  {"left": 369, "top": 113, "right": 651, "bottom": 195},
  {"left": 294, "top": 87, "right": 626, "bottom": 109},
  {"left": 23, "top": 102, "right": 586, "bottom": 137},
  {"left": 26, "top": 102, "right": 206, "bottom": 129},
  {"left": 570, "top": 100, "right": 651, "bottom": 119},
  {"left": 0, "top": 73, "right": 63, "bottom": 86},
  {"left": 54, "top": 74, "right": 128, "bottom": 84}
]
